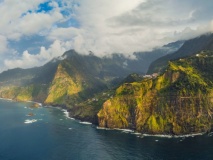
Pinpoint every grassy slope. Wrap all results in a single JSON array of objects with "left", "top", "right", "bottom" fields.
[{"left": 98, "top": 51, "right": 213, "bottom": 134}]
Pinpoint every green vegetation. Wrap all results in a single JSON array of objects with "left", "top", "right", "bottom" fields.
[
  {"left": 1, "top": 48, "right": 213, "bottom": 135},
  {"left": 0, "top": 50, "right": 134, "bottom": 122},
  {"left": 0, "top": 84, "right": 48, "bottom": 102},
  {"left": 45, "top": 64, "right": 83, "bottom": 105},
  {"left": 98, "top": 51, "right": 213, "bottom": 134}
]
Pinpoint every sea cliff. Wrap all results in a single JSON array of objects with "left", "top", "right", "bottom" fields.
[{"left": 98, "top": 51, "right": 213, "bottom": 134}]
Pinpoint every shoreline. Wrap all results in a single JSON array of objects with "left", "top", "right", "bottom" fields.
[
  {"left": 96, "top": 126, "right": 206, "bottom": 138},
  {"left": 0, "top": 98, "right": 209, "bottom": 138},
  {"left": 0, "top": 98, "right": 42, "bottom": 106},
  {"left": 26, "top": 100, "right": 42, "bottom": 106},
  {"left": 0, "top": 97, "right": 13, "bottom": 101}
]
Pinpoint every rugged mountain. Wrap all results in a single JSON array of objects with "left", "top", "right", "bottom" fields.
[
  {"left": 0, "top": 40, "right": 182, "bottom": 94},
  {"left": 128, "top": 40, "right": 183, "bottom": 73},
  {"left": 0, "top": 60, "right": 59, "bottom": 102},
  {"left": 0, "top": 47, "right": 181, "bottom": 122},
  {"left": 0, "top": 34, "right": 213, "bottom": 135},
  {"left": 147, "top": 33, "right": 213, "bottom": 74},
  {"left": 0, "top": 50, "right": 125, "bottom": 100},
  {"left": 98, "top": 51, "right": 213, "bottom": 134},
  {"left": 0, "top": 60, "right": 59, "bottom": 86},
  {"left": 0, "top": 41, "right": 181, "bottom": 86}
]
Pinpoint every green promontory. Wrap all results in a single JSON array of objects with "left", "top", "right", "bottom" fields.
[{"left": 98, "top": 51, "right": 213, "bottom": 135}]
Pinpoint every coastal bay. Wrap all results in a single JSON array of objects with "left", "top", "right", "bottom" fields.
[{"left": 1, "top": 99, "right": 213, "bottom": 160}]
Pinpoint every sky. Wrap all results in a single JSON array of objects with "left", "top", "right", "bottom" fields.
[{"left": 0, "top": 0, "right": 213, "bottom": 72}]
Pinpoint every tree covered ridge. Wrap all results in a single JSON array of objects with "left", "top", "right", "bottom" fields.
[{"left": 98, "top": 51, "right": 213, "bottom": 135}]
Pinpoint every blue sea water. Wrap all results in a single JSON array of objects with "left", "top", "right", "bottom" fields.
[{"left": 0, "top": 99, "right": 213, "bottom": 160}]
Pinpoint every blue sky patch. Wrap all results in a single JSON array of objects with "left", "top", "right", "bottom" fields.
[
  {"left": 8, "top": 35, "right": 52, "bottom": 55},
  {"left": 36, "top": 1, "right": 54, "bottom": 13},
  {"left": 68, "top": 18, "right": 80, "bottom": 28}
]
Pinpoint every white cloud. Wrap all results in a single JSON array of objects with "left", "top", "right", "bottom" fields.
[
  {"left": 0, "top": 35, "right": 8, "bottom": 54},
  {"left": 4, "top": 40, "right": 72, "bottom": 69},
  {"left": 0, "top": 0, "right": 65, "bottom": 40},
  {"left": 1, "top": 0, "right": 213, "bottom": 72},
  {"left": 48, "top": 27, "right": 80, "bottom": 41},
  {"left": 0, "top": 0, "right": 46, "bottom": 37},
  {"left": 16, "top": 11, "right": 63, "bottom": 37},
  {"left": 51, "top": 0, "right": 147, "bottom": 56},
  {"left": 52, "top": 0, "right": 213, "bottom": 55}
]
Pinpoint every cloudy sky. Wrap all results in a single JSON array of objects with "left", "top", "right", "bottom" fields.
[{"left": 0, "top": 0, "right": 213, "bottom": 72}]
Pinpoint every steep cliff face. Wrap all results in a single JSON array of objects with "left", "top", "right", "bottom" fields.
[
  {"left": 0, "top": 42, "right": 183, "bottom": 105},
  {"left": 0, "top": 50, "right": 134, "bottom": 122},
  {"left": 45, "top": 64, "right": 83, "bottom": 105},
  {"left": 98, "top": 51, "right": 213, "bottom": 134},
  {"left": 1, "top": 49, "right": 213, "bottom": 134}
]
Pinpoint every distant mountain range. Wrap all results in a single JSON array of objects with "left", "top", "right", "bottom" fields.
[
  {"left": 0, "top": 40, "right": 183, "bottom": 82},
  {"left": 0, "top": 44, "right": 180, "bottom": 121},
  {"left": 0, "top": 41, "right": 182, "bottom": 102},
  {"left": 147, "top": 33, "right": 213, "bottom": 74}
]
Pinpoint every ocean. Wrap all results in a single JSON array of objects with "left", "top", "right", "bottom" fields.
[{"left": 0, "top": 99, "right": 213, "bottom": 160}]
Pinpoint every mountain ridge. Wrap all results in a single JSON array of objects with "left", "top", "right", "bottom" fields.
[
  {"left": 147, "top": 33, "right": 213, "bottom": 74},
  {"left": 0, "top": 46, "right": 180, "bottom": 123},
  {"left": 98, "top": 51, "right": 213, "bottom": 134},
  {"left": 1, "top": 34, "right": 213, "bottom": 134}
]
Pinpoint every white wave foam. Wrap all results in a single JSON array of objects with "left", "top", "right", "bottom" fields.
[
  {"left": 131, "top": 132, "right": 141, "bottom": 135},
  {"left": 110, "top": 128, "right": 135, "bottom": 133},
  {"left": 62, "top": 109, "right": 75, "bottom": 120},
  {"left": 96, "top": 127, "right": 113, "bottom": 130},
  {"left": 96, "top": 127, "right": 134, "bottom": 132},
  {"left": 68, "top": 117, "right": 75, "bottom": 120},
  {"left": 142, "top": 134, "right": 173, "bottom": 138},
  {"left": 96, "top": 127, "right": 106, "bottom": 130},
  {"left": 141, "top": 132, "right": 205, "bottom": 138},
  {"left": 173, "top": 133, "right": 204, "bottom": 138},
  {"left": 24, "top": 119, "right": 37, "bottom": 124},
  {"left": 118, "top": 129, "right": 134, "bottom": 133},
  {"left": 79, "top": 121, "right": 92, "bottom": 125},
  {"left": 41, "top": 106, "right": 75, "bottom": 120},
  {"left": 63, "top": 110, "right": 69, "bottom": 117},
  {"left": 96, "top": 126, "right": 205, "bottom": 138},
  {"left": 0, "top": 98, "right": 13, "bottom": 101}
]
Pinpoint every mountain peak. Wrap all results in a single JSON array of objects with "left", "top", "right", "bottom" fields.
[{"left": 62, "top": 49, "right": 79, "bottom": 58}]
